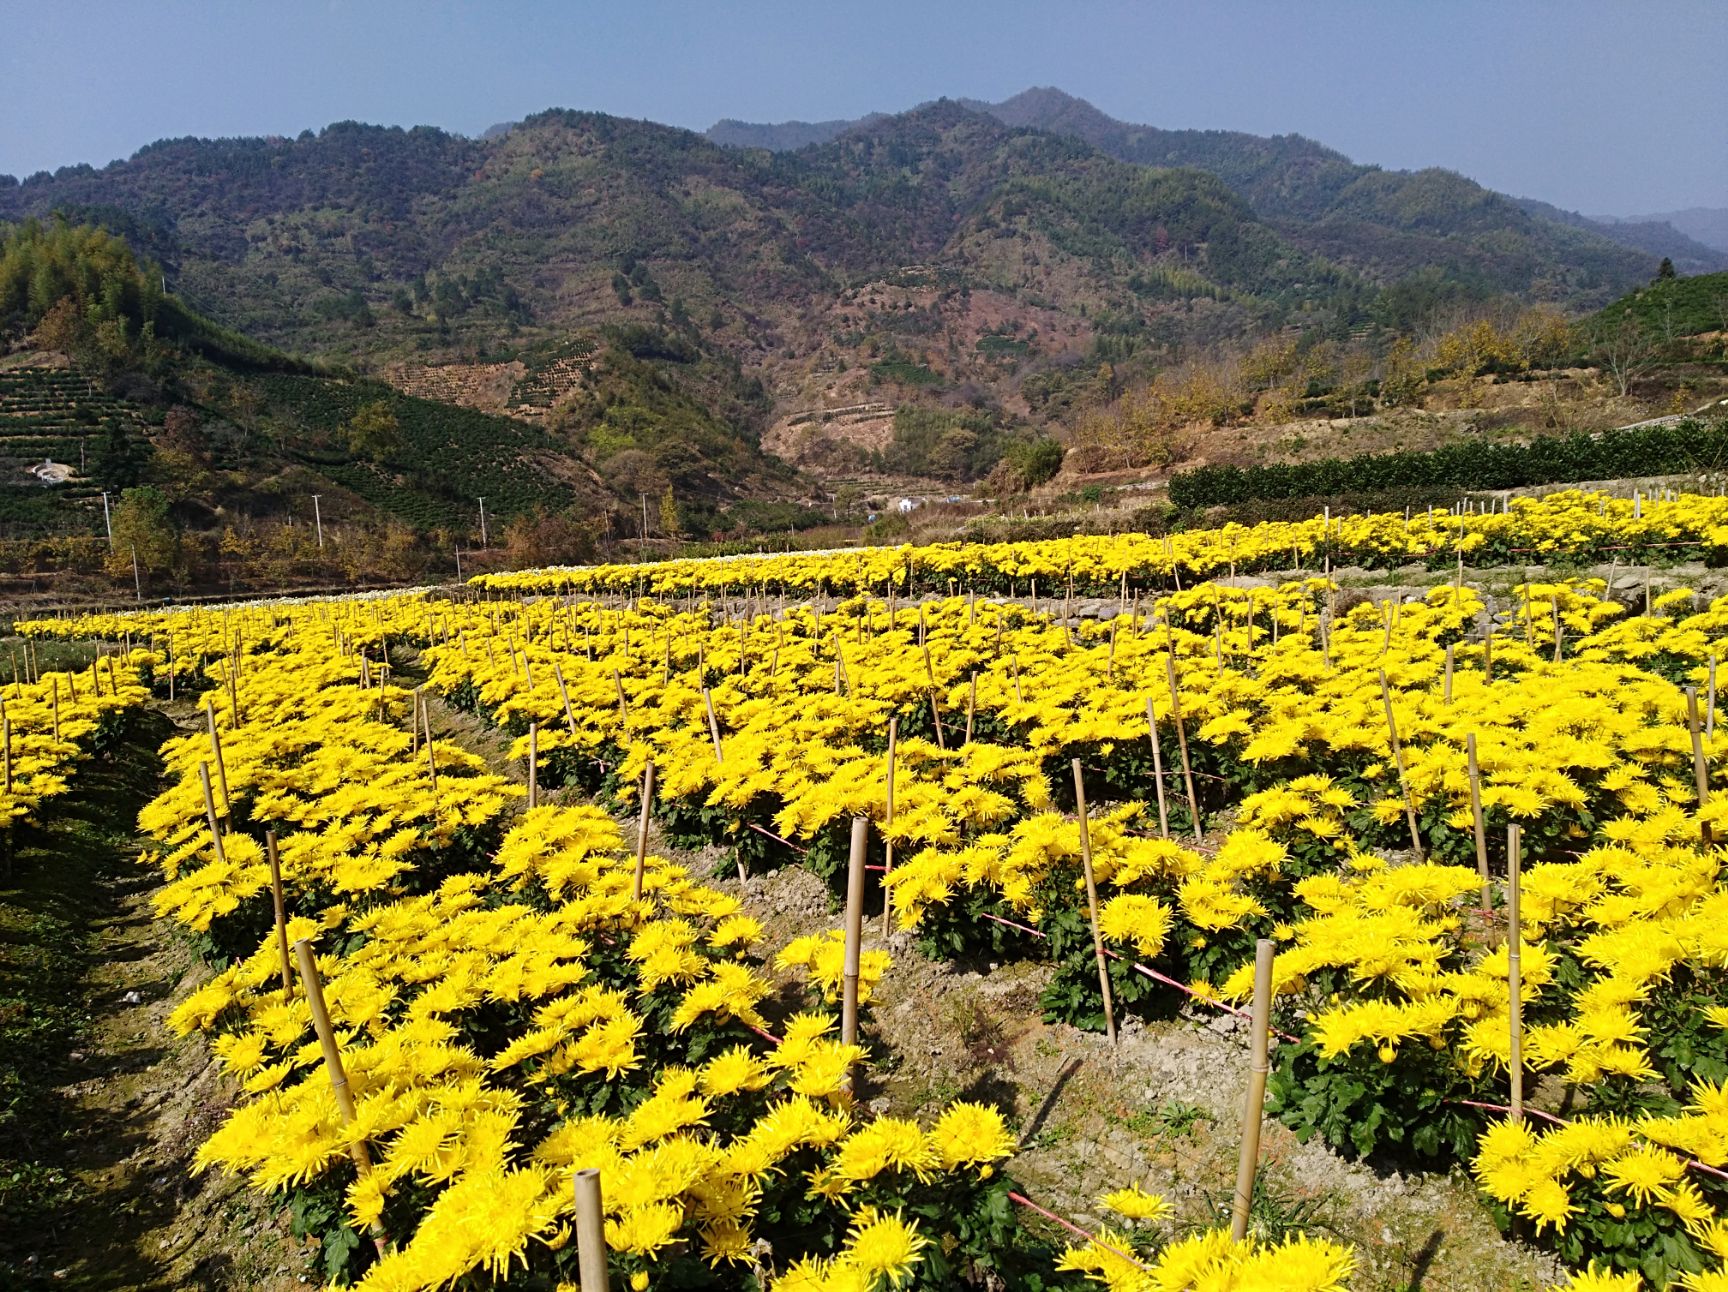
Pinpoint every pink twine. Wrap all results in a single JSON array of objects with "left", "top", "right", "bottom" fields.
[
  {"left": 745, "top": 820, "right": 807, "bottom": 855},
  {"left": 1007, "top": 1191, "right": 1151, "bottom": 1272},
  {"left": 975, "top": 911, "right": 1300, "bottom": 1042}
]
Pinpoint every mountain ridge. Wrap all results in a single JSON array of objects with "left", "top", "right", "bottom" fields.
[{"left": 705, "top": 87, "right": 1722, "bottom": 283}]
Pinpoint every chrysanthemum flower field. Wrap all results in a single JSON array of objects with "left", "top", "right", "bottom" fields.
[{"left": 14, "top": 487, "right": 1728, "bottom": 1290}]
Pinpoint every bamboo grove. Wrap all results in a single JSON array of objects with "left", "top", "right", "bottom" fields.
[{"left": 17, "top": 486, "right": 1728, "bottom": 1290}]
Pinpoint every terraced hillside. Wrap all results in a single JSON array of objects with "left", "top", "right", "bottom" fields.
[{"left": 0, "top": 365, "right": 151, "bottom": 535}]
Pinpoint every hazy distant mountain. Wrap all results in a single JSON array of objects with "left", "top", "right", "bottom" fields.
[
  {"left": 1603, "top": 207, "right": 1728, "bottom": 257},
  {"left": 707, "top": 114, "right": 886, "bottom": 151},
  {"left": 1514, "top": 197, "right": 1727, "bottom": 276},
  {"left": 710, "top": 87, "right": 1666, "bottom": 300}
]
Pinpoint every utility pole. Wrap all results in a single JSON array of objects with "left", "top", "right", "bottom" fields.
[
  {"left": 101, "top": 492, "right": 113, "bottom": 548},
  {"left": 478, "top": 497, "right": 488, "bottom": 548},
  {"left": 130, "top": 545, "right": 142, "bottom": 602},
  {"left": 310, "top": 494, "right": 324, "bottom": 549}
]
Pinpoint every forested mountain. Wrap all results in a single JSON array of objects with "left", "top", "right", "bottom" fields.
[
  {"left": 712, "top": 87, "right": 1704, "bottom": 301},
  {"left": 1607, "top": 207, "right": 1728, "bottom": 257},
  {"left": 0, "top": 92, "right": 1710, "bottom": 567},
  {"left": 1513, "top": 197, "right": 1726, "bottom": 277},
  {"left": 0, "top": 101, "right": 1356, "bottom": 361}
]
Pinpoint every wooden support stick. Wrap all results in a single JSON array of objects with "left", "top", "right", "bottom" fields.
[
  {"left": 553, "top": 661, "right": 579, "bottom": 737},
  {"left": 1689, "top": 686, "right": 1712, "bottom": 846},
  {"left": 1466, "top": 734, "right": 1491, "bottom": 912},
  {"left": 50, "top": 677, "right": 59, "bottom": 742},
  {"left": 1379, "top": 670, "right": 1426, "bottom": 859},
  {"left": 928, "top": 690, "right": 947, "bottom": 750},
  {"left": 880, "top": 718, "right": 898, "bottom": 936},
  {"left": 1164, "top": 652, "right": 1202, "bottom": 841},
  {"left": 573, "top": 1168, "right": 608, "bottom": 1292},
  {"left": 613, "top": 669, "right": 628, "bottom": 719},
  {"left": 422, "top": 695, "right": 439, "bottom": 794},
  {"left": 1507, "top": 823, "right": 1524, "bottom": 1123},
  {"left": 702, "top": 688, "right": 724, "bottom": 765},
  {"left": 1444, "top": 643, "right": 1454, "bottom": 702},
  {"left": 292, "top": 939, "right": 381, "bottom": 1195},
  {"left": 632, "top": 758, "right": 655, "bottom": 903},
  {"left": 266, "top": 830, "right": 293, "bottom": 1003},
  {"left": 1230, "top": 938, "right": 1276, "bottom": 1242},
  {"left": 1071, "top": 758, "right": 1117, "bottom": 1047},
  {"left": 841, "top": 816, "right": 868, "bottom": 1053},
  {"left": 1711, "top": 655, "right": 1719, "bottom": 741},
  {"left": 198, "top": 762, "right": 226, "bottom": 865},
  {"left": 1145, "top": 697, "right": 1171, "bottom": 840},
  {"left": 964, "top": 673, "right": 977, "bottom": 745},
  {"left": 206, "top": 701, "right": 232, "bottom": 823},
  {"left": 527, "top": 722, "right": 539, "bottom": 810}
]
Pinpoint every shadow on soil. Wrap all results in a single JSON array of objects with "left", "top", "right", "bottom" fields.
[{"left": 0, "top": 710, "right": 233, "bottom": 1291}]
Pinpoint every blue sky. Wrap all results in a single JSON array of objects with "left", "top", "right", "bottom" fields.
[{"left": 3, "top": 0, "right": 1723, "bottom": 214}]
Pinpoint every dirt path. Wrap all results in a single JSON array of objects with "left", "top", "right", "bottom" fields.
[{"left": 0, "top": 711, "right": 301, "bottom": 1292}]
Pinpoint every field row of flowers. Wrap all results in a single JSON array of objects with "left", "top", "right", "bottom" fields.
[
  {"left": 0, "top": 649, "right": 147, "bottom": 839},
  {"left": 15, "top": 601, "right": 1347, "bottom": 1290},
  {"left": 474, "top": 488, "right": 1728, "bottom": 598}
]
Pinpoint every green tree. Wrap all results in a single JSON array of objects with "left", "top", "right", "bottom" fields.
[
  {"left": 345, "top": 400, "right": 402, "bottom": 460},
  {"left": 91, "top": 416, "right": 146, "bottom": 488},
  {"left": 658, "top": 485, "right": 683, "bottom": 538},
  {"left": 105, "top": 486, "right": 179, "bottom": 583},
  {"left": 1658, "top": 257, "right": 1678, "bottom": 281},
  {"left": 1003, "top": 437, "right": 1065, "bottom": 490}
]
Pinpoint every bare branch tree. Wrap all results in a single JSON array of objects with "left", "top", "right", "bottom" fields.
[{"left": 1587, "top": 316, "right": 1660, "bottom": 399}]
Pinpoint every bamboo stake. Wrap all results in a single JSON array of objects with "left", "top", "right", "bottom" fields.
[
  {"left": 632, "top": 758, "right": 655, "bottom": 902},
  {"left": 613, "top": 669, "right": 628, "bottom": 719},
  {"left": 1711, "top": 655, "right": 1719, "bottom": 741},
  {"left": 573, "top": 1169, "right": 608, "bottom": 1292},
  {"left": 1689, "top": 686, "right": 1712, "bottom": 846},
  {"left": 198, "top": 762, "right": 226, "bottom": 865},
  {"left": 928, "top": 690, "right": 947, "bottom": 750},
  {"left": 206, "top": 701, "right": 231, "bottom": 824},
  {"left": 702, "top": 688, "right": 724, "bottom": 764},
  {"left": 553, "top": 661, "right": 579, "bottom": 737},
  {"left": 265, "top": 831, "right": 293, "bottom": 1003},
  {"left": 1507, "top": 823, "right": 1524, "bottom": 1123},
  {"left": 964, "top": 673, "right": 977, "bottom": 745},
  {"left": 1164, "top": 652, "right": 1202, "bottom": 841},
  {"left": 527, "top": 722, "right": 539, "bottom": 810},
  {"left": 1466, "top": 734, "right": 1491, "bottom": 912},
  {"left": 50, "top": 677, "right": 59, "bottom": 742},
  {"left": 841, "top": 816, "right": 868, "bottom": 1053},
  {"left": 1229, "top": 938, "right": 1276, "bottom": 1242},
  {"left": 1484, "top": 623, "right": 1494, "bottom": 682},
  {"left": 1145, "top": 696, "right": 1171, "bottom": 840},
  {"left": 1071, "top": 758, "right": 1117, "bottom": 1047},
  {"left": 1378, "top": 670, "right": 1426, "bottom": 859},
  {"left": 881, "top": 718, "right": 898, "bottom": 936},
  {"left": 0, "top": 702, "right": 9, "bottom": 795},
  {"left": 292, "top": 939, "right": 381, "bottom": 1198},
  {"left": 423, "top": 693, "right": 438, "bottom": 793},
  {"left": 1443, "top": 643, "right": 1454, "bottom": 702}
]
